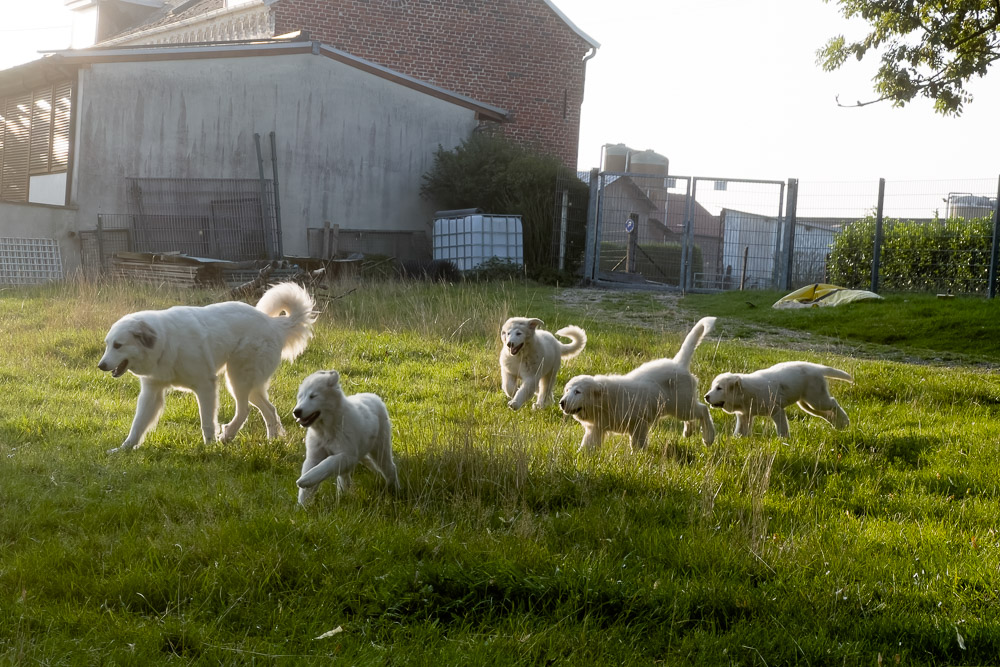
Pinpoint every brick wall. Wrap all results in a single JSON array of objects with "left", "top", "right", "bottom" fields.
[{"left": 273, "top": 0, "right": 593, "bottom": 168}]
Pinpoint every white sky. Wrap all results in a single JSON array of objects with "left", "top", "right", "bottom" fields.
[{"left": 1, "top": 0, "right": 997, "bottom": 184}]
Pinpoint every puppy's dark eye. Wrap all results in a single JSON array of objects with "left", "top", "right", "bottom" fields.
[
  {"left": 309, "top": 393, "right": 316, "bottom": 399},
  {"left": 113, "top": 342, "right": 122, "bottom": 349}
]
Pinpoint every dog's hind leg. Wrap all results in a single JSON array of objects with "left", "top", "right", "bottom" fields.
[
  {"left": 249, "top": 386, "right": 285, "bottom": 438},
  {"left": 629, "top": 423, "right": 650, "bottom": 450},
  {"left": 770, "top": 410, "right": 791, "bottom": 438},
  {"left": 686, "top": 402, "right": 716, "bottom": 445},
  {"left": 220, "top": 372, "right": 257, "bottom": 442},
  {"left": 798, "top": 399, "right": 850, "bottom": 430},
  {"left": 192, "top": 379, "right": 220, "bottom": 444},
  {"left": 110, "top": 379, "right": 167, "bottom": 454},
  {"left": 535, "top": 368, "right": 558, "bottom": 409},
  {"left": 366, "top": 434, "right": 400, "bottom": 492}
]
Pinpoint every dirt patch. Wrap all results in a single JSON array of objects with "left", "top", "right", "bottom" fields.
[{"left": 555, "top": 287, "right": 995, "bottom": 370}]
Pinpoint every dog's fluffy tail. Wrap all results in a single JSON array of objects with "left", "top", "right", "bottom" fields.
[
  {"left": 256, "top": 282, "right": 317, "bottom": 361},
  {"left": 822, "top": 367, "right": 854, "bottom": 383},
  {"left": 672, "top": 316, "right": 716, "bottom": 369},
  {"left": 555, "top": 325, "right": 587, "bottom": 360}
]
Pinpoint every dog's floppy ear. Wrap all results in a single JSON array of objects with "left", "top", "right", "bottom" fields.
[
  {"left": 131, "top": 319, "right": 157, "bottom": 349},
  {"left": 591, "top": 379, "right": 605, "bottom": 399},
  {"left": 323, "top": 370, "right": 341, "bottom": 386},
  {"left": 528, "top": 318, "right": 543, "bottom": 330}
]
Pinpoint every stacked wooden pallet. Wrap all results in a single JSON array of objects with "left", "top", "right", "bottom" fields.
[{"left": 111, "top": 252, "right": 228, "bottom": 288}]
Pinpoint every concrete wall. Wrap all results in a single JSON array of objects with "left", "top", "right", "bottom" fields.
[
  {"left": 0, "top": 202, "right": 80, "bottom": 275},
  {"left": 71, "top": 52, "right": 480, "bottom": 257}
]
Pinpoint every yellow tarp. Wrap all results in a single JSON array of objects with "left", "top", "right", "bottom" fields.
[{"left": 772, "top": 283, "right": 883, "bottom": 309}]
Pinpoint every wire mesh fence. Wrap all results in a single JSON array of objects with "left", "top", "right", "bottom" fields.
[{"left": 581, "top": 172, "right": 1000, "bottom": 297}]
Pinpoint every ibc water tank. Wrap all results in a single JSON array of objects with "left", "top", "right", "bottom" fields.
[{"left": 432, "top": 214, "right": 524, "bottom": 271}]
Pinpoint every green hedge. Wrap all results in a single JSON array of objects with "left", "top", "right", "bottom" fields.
[
  {"left": 828, "top": 216, "right": 996, "bottom": 293},
  {"left": 600, "top": 241, "right": 702, "bottom": 285}
]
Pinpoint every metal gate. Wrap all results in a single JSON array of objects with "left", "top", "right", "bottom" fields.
[{"left": 583, "top": 170, "right": 790, "bottom": 290}]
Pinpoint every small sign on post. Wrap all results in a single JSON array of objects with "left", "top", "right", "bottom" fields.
[{"left": 625, "top": 213, "right": 638, "bottom": 273}]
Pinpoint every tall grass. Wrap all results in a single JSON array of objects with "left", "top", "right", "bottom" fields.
[{"left": 0, "top": 278, "right": 998, "bottom": 664}]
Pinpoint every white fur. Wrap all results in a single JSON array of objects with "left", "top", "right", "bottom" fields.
[
  {"left": 293, "top": 370, "right": 399, "bottom": 506},
  {"left": 98, "top": 282, "right": 316, "bottom": 453},
  {"left": 500, "top": 317, "right": 586, "bottom": 410},
  {"left": 704, "top": 361, "right": 853, "bottom": 438},
  {"left": 559, "top": 317, "right": 716, "bottom": 451}
]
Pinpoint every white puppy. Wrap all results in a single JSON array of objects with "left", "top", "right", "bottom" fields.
[
  {"left": 293, "top": 370, "right": 399, "bottom": 506},
  {"left": 704, "top": 362, "right": 853, "bottom": 438},
  {"left": 98, "top": 282, "right": 315, "bottom": 453},
  {"left": 500, "top": 317, "right": 586, "bottom": 410},
  {"left": 559, "top": 317, "right": 716, "bottom": 451}
]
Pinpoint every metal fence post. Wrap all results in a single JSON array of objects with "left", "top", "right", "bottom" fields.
[
  {"left": 988, "top": 174, "right": 1000, "bottom": 299},
  {"left": 781, "top": 178, "right": 798, "bottom": 290},
  {"left": 870, "top": 177, "right": 886, "bottom": 293},
  {"left": 583, "top": 168, "right": 600, "bottom": 282},
  {"left": 96, "top": 214, "right": 105, "bottom": 273}
]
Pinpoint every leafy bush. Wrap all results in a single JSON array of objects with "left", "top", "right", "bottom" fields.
[
  {"left": 599, "top": 241, "right": 702, "bottom": 285},
  {"left": 421, "top": 133, "right": 589, "bottom": 280},
  {"left": 828, "top": 216, "right": 995, "bottom": 293}
]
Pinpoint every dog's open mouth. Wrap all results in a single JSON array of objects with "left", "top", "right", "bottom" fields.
[
  {"left": 111, "top": 359, "right": 129, "bottom": 378},
  {"left": 561, "top": 405, "right": 582, "bottom": 416},
  {"left": 709, "top": 401, "right": 725, "bottom": 409},
  {"left": 508, "top": 343, "right": 523, "bottom": 355},
  {"left": 296, "top": 411, "right": 320, "bottom": 428}
]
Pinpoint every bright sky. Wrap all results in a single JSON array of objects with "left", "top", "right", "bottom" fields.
[{"left": 2, "top": 0, "right": 997, "bottom": 183}]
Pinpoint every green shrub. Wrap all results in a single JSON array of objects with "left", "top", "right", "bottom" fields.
[
  {"left": 599, "top": 241, "right": 702, "bottom": 285},
  {"left": 420, "top": 133, "right": 589, "bottom": 280},
  {"left": 828, "top": 216, "right": 995, "bottom": 293}
]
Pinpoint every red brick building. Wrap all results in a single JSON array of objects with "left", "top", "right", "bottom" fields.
[{"left": 77, "top": 0, "right": 599, "bottom": 167}]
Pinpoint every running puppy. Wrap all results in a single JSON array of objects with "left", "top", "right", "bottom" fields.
[
  {"left": 293, "top": 370, "right": 399, "bottom": 506},
  {"left": 704, "top": 361, "right": 853, "bottom": 438},
  {"left": 500, "top": 317, "right": 586, "bottom": 410},
  {"left": 98, "top": 282, "right": 315, "bottom": 453},
  {"left": 559, "top": 317, "right": 716, "bottom": 451}
]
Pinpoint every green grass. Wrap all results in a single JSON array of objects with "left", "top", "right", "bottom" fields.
[
  {"left": 682, "top": 288, "right": 1000, "bottom": 362},
  {"left": 1, "top": 279, "right": 999, "bottom": 664}
]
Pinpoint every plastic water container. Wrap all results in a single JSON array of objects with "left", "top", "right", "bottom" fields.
[{"left": 432, "top": 214, "right": 524, "bottom": 271}]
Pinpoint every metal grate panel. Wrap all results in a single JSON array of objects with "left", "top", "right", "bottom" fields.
[{"left": 0, "top": 237, "right": 63, "bottom": 284}]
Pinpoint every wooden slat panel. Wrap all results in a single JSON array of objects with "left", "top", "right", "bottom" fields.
[
  {"left": 29, "top": 86, "right": 53, "bottom": 175},
  {"left": 52, "top": 82, "right": 72, "bottom": 172},
  {"left": 1, "top": 94, "right": 30, "bottom": 202}
]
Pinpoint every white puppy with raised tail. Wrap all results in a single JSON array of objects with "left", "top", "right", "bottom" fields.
[
  {"left": 559, "top": 317, "right": 716, "bottom": 451},
  {"left": 98, "top": 282, "right": 316, "bottom": 453},
  {"left": 704, "top": 362, "right": 853, "bottom": 438},
  {"left": 293, "top": 370, "right": 399, "bottom": 506},
  {"left": 500, "top": 317, "right": 586, "bottom": 410}
]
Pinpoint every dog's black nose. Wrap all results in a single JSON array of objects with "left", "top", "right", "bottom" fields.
[
  {"left": 559, "top": 399, "right": 566, "bottom": 408},
  {"left": 292, "top": 408, "right": 302, "bottom": 418},
  {"left": 98, "top": 362, "right": 108, "bottom": 371}
]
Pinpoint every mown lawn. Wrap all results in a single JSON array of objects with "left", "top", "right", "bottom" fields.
[{"left": 0, "top": 279, "right": 998, "bottom": 665}]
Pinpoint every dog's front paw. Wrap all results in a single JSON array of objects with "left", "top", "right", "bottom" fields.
[
  {"left": 507, "top": 399, "right": 522, "bottom": 410},
  {"left": 107, "top": 441, "right": 136, "bottom": 455}
]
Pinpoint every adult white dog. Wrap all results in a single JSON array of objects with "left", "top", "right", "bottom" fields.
[
  {"left": 704, "top": 361, "right": 853, "bottom": 438},
  {"left": 559, "top": 317, "right": 716, "bottom": 451},
  {"left": 500, "top": 317, "right": 586, "bottom": 410},
  {"left": 293, "top": 370, "right": 399, "bottom": 506},
  {"left": 98, "top": 282, "right": 316, "bottom": 453}
]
